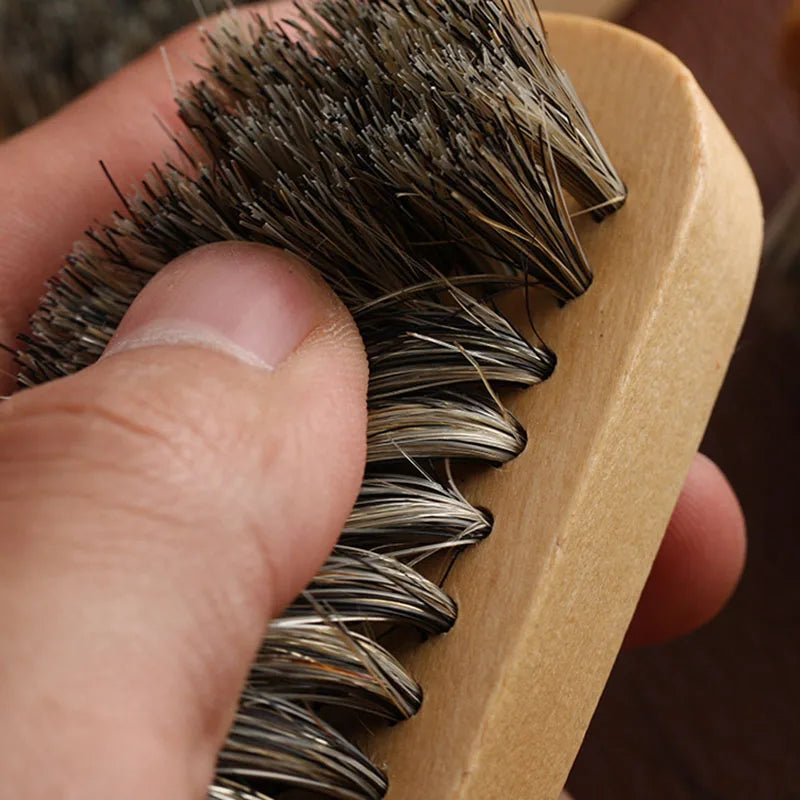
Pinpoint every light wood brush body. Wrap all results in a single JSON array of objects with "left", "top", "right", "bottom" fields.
[
  {"left": 9, "top": 3, "right": 761, "bottom": 799},
  {"left": 372, "top": 16, "right": 761, "bottom": 797}
]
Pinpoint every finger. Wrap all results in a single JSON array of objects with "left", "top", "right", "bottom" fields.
[
  {"left": 0, "top": 242, "right": 368, "bottom": 797},
  {"left": 624, "top": 453, "right": 747, "bottom": 647},
  {"left": 0, "top": 0, "right": 297, "bottom": 356}
]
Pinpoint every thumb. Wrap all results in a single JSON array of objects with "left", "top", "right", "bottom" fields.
[{"left": 0, "top": 242, "right": 368, "bottom": 798}]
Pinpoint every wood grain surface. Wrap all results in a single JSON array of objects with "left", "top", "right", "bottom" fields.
[{"left": 365, "top": 14, "right": 762, "bottom": 800}]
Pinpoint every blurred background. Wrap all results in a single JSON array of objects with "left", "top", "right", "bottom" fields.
[{"left": 1, "top": 0, "right": 797, "bottom": 796}]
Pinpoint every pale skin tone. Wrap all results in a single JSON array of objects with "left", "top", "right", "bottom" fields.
[{"left": 0, "top": 3, "right": 746, "bottom": 797}]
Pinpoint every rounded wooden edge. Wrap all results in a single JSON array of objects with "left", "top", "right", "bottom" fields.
[
  {"left": 373, "top": 14, "right": 762, "bottom": 800},
  {"left": 454, "top": 16, "right": 762, "bottom": 800}
]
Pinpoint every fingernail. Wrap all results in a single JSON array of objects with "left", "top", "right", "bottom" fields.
[{"left": 105, "top": 243, "right": 334, "bottom": 369}]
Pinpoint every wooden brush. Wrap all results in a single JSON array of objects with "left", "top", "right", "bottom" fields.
[{"left": 7, "top": 2, "right": 762, "bottom": 798}]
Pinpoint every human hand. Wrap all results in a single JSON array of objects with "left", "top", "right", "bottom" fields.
[{"left": 0, "top": 4, "right": 745, "bottom": 796}]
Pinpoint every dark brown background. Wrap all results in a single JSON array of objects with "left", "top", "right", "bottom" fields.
[{"left": 568, "top": 1, "right": 800, "bottom": 797}]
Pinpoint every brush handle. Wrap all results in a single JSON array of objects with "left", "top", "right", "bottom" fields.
[{"left": 367, "top": 14, "right": 762, "bottom": 800}]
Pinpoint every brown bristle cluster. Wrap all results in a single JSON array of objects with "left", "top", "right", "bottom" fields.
[{"left": 14, "top": 1, "right": 625, "bottom": 797}]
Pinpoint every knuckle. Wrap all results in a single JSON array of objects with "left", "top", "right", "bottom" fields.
[{"left": 0, "top": 356, "right": 257, "bottom": 502}]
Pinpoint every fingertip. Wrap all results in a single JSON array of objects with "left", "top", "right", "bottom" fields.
[
  {"left": 101, "top": 240, "right": 369, "bottom": 609},
  {"left": 106, "top": 241, "right": 345, "bottom": 370},
  {"left": 625, "top": 453, "right": 746, "bottom": 647}
]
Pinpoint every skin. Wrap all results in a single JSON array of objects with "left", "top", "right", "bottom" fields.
[{"left": 0, "top": 3, "right": 746, "bottom": 797}]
